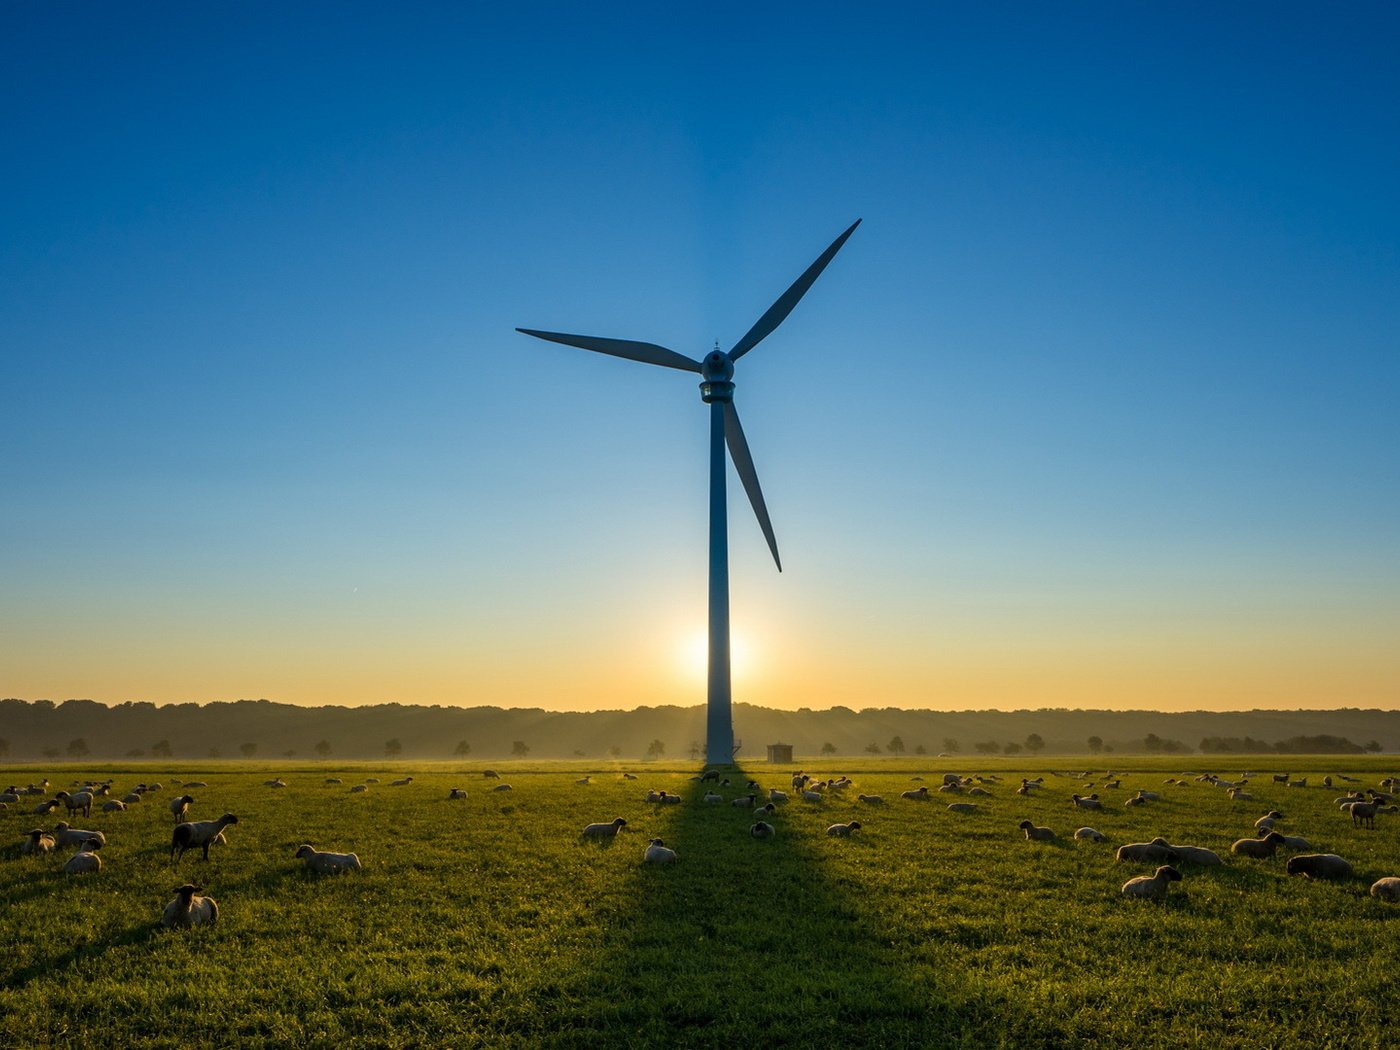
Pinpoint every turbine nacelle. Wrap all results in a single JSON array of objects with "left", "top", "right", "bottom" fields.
[{"left": 700, "top": 349, "right": 735, "bottom": 403}]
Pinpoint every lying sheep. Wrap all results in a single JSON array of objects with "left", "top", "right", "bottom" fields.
[
  {"left": 162, "top": 884, "right": 219, "bottom": 928},
  {"left": 750, "top": 821, "right": 775, "bottom": 839},
  {"left": 1122, "top": 865, "right": 1182, "bottom": 900},
  {"left": 1167, "top": 843, "right": 1223, "bottom": 866},
  {"left": 1071, "top": 794, "right": 1101, "bottom": 810},
  {"left": 53, "top": 823, "right": 106, "bottom": 849},
  {"left": 295, "top": 844, "right": 363, "bottom": 874},
  {"left": 967, "top": 786, "right": 992, "bottom": 797},
  {"left": 574, "top": 777, "right": 591, "bottom": 786},
  {"left": 63, "top": 839, "right": 104, "bottom": 874},
  {"left": 102, "top": 800, "right": 127, "bottom": 813},
  {"left": 947, "top": 803, "right": 979, "bottom": 815},
  {"left": 703, "top": 792, "right": 723, "bottom": 804},
  {"left": 1255, "top": 811, "right": 1284, "bottom": 830},
  {"left": 31, "top": 799, "right": 59, "bottom": 815},
  {"left": 170, "top": 795, "right": 195, "bottom": 822},
  {"left": 901, "top": 787, "right": 931, "bottom": 801},
  {"left": 730, "top": 794, "right": 758, "bottom": 808},
  {"left": 123, "top": 792, "right": 143, "bottom": 805},
  {"left": 1074, "top": 827, "right": 1107, "bottom": 843},
  {"left": 1275, "top": 834, "right": 1311, "bottom": 851},
  {"left": 754, "top": 802, "right": 777, "bottom": 819},
  {"left": 390, "top": 778, "right": 413, "bottom": 786},
  {"left": 325, "top": 778, "right": 343, "bottom": 785},
  {"left": 801, "top": 790, "right": 823, "bottom": 803},
  {"left": 491, "top": 784, "right": 513, "bottom": 792},
  {"left": 826, "top": 821, "right": 862, "bottom": 837},
  {"left": 21, "top": 829, "right": 56, "bottom": 854},
  {"left": 184, "top": 781, "right": 208, "bottom": 789},
  {"left": 1117, "top": 839, "right": 1178, "bottom": 864},
  {"left": 1231, "top": 831, "right": 1286, "bottom": 859},
  {"left": 349, "top": 784, "right": 368, "bottom": 793},
  {"left": 581, "top": 817, "right": 628, "bottom": 840},
  {"left": 768, "top": 789, "right": 788, "bottom": 803},
  {"left": 171, "top": 814, "right": 239, "bottom": 864},
  {"left": 1018, "top": 820, "right": 1055, "bottom": 842},
  {"left": 1369, "top": 877, "right": 1400, "bottom": 902},
  {"left": 1286, "top": 853, "right": 1353, "bottom": 879},
  {"left": 448, "top": 788, "right": 468, "bottom": 800},
  {"left": 658, "top": 791, "right": 681, "bottom": 805},
  {"left": 643, "top": 838, "right": 677, "bottom": 864},
  {"left": 857, "top": 794, "right": 884, "bottom": 804}
]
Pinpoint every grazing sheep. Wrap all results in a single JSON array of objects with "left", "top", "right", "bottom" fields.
[
  {"left": 102, "top": 800, "right": 127, "bottom": 813},
  {"left": 1018, "top": 820, "right": 1055, "bottom": 842},
  {"left": 1368, "top": 877, "right": 1400, "bottom": 902},
  {"left": 391, "top": 777, "right": 413, "bottom": 787},
  {"left": 768, "top": 789, "right": 788, "bottom": 803},
  {"left": 1071, "top": 794, "right": 1102, "bottom": 810},
  {"left": 295, "top": 844, "right": 363, "bottom": 874},
  {"left": 1122, "top": 865, "right": 1183, "bottom": 900},
  {"left": 857, "top": 794, "right": 884, "bottom": 804},
  {"left": 801, "top": 790, "right": 823, "bottom": 803},
  {"left": 1167, "top": 844, "right": 1223, "bottom": 866},
  {"left": 967, "top": 787, "right": 992, "bottom": 797},
  {"left": 55, "top": 791, "right": 93, "bottom": 818},
  {"left": 947, "top": 803, "right": 979, "bottom": 815},
  {"left": 491, "top": 784, "right": 513, "bottom": 792},
  {"left": 1288, "top": 778, "right": 1308, "bottom": 789},
  {"left": 1255, "top": 811, "right": 1284, "bottom": 830},
  {"left": 1345, "top": 801, "right": 1397, "bottom": 829},
  {"left": 162, "top": 884, "right": 219, "bottom": 928},
  {"left": 750, "top": 821, "right": 775, "bottom": 839},
  {"left": 1074, "top": 827, "right": 1107, "bottom": 843},
  {"left": 1116, "top": 840, "right": 1178, "bottom": 864},
  {"left": 349, "top": 784, "right": 369, "bottom": 793},
  {"left": 826, "top": 821, "right": 862, "bottom": 837},
  {"left": 701, "top": 770, "right": 721, "bottom": 783},
  {"left": 643, "top": 839, "right": 677, "bottom": 864},
  {"left": 21, "top": 829, "right": 56, "bottom": 854},
  {"left": 1286, "top": 853, "right": 1353, "bottom": 879},
  {"left": 703, "top": 792, "right": 723, "bottom": 804},
  {"left": 448, "top": 788, "right": 468, "bottom": 800},
  {"left": 581, "top": 817, "right": 628, "bottom": 840},
  {"left": 171, "top": 814, "right": 239, "bottom": 864},
  {"left": 62, "top": 839, "right": 104, "bottom": 874},
  {"left": 901, "top": 787, "right": 931, "bottom": 801},
  {"left": 123, "top": 792, "right": 144, "bottom": 805},
  {"left": 184, "top": 781, "right": 208, "bottom": 789},
  {"left": 482, "top": 770, "right": 500, "bottom": 779},
  {"left": 1231, "top": 831, "right": 1287, "bottom": 859},
  {"left": 169, "top": 795, "right": 195, "bottom": 822},
  {"left": 53, "top": 823, "right": 106, "bottom": 849}
]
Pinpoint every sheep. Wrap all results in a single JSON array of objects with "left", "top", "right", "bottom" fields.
[
  {"left": 184, "top": 781, "right": 208, "bottom": 789},
  {"left": 1074, "top": 827, "right": 1107, "bottom": 842},
  {"left": 147, "top": 783, "right": 164, "bottom": 791},
  {"left": 391, "top": 778, "right": 413, "bottom": 787},
  {"left": 1116, "top": 840, "right": 1178, "bottom": 864},
  {"left": 102, "top": 800, "right": 127, "bottom": 813},
  {"left": 295, "top": 844, "right": 363, "bottom": 874},
  {"left": 1231, "top": 831, "right": 1286, "bottom": 859},
  {"left": 901, "top": 787, "right": 931, "bottom": 801},
  {"left": 53, "top": 823, "right": 106, "bottom": 849},
  {"left": 1071, "top": 794, "right": 1101, "bottom": 810},
  {"left": 1254, "top": 811, "right": 1284, "bottom": 830},
  {"left": 1285, "top": 853, "right": 1353, "bottom": 879},
  {"left": 491, "top": 784, "right": 513, "bottom": 792},
  {"left": 31, "top": 799, "right": 59, "bottom": 815},
  {"left": 826, "top": 821, "right": 862, "bottom": 837},
  {"left": 575, "top": 777, "right": 591, "bottom": 786},
  {"left": 581, "top": 817, "right": 628, "bottom": 840},
  {"left": 790, "top": 773, "right": 808, "bottom": 789},
  {"left": 1227, "top": 788, "right": 1253, "bottom": 801},
  {"left": 1167, "top": 843, "right": 1223, "bottom": 866},
  {"left": 1369, "top": 877, "right": 1400, "bottom": 902},
  {"left": 349, "top": 784, "right": 369, "bottom": 793},
  {"left": 1124, "top": 796, "right": 1147, "bottom": 808},
  {"left": 171, "top": 814, "right": 239, "bottom": 864},
  {"left": 0, "top": 790, "right": 19, "bottom": 805},
  {"left": 1122, "top": 865, "right": 1183, "bottom": 900},
  {"left": 55, "top": 790, "right": 93, "bottom": 818},
  {"left": 63, "top": 839, "right": 104, "bottom": 874},
  {"left": 939, "top": 782, "right": 965, "bottom": 794},
  {"left": 754, "top": 802, "right": 777, "bottom": 819},
  {"left": 1018, "top": 820, "right": 1055, "bottom": 842},
  {"left": 703, "top": 792, "right": 723, "bottom": 804},
  {"left": 857, "top": 794, "right": 884, "bottom": 804},
  {"left": 1288, "top": 778, "right": 1308, "bottom": 789},
  {"left": 1344, "top": 801, "right": 1397, "bottom": 829},
  {"left": 482, "top": 770, "right": 500, "bottom": 779},
  {"left": 448, "top": 788, "right": 468, "bottom": 800},
  {"left": 169, "top": 795, "right": 195, "bottom": 823},
  {"left": 750, "top": 821, "right": 776, "bottom": 839},
  {"left": 701, "top": 770, "right": 722, "bottom": 783},
  {"left": 21, "top": 829, "right": 56, "bottom": 854},
  {"left": 768, "top": 789, "right": 788, "bottom": 803},
  {"left": 162, "top": 884, "right": 219, "bottom": 928},
  {"left": 730, "top": 794, "right": 758, "bottom": 808},
  {"left": 122, "top": 792, "right": 144, "bottom": 805},
  {"left": 801, "top": 790, "right": 823, "bottom": 803},
  {"left": 947, "top": 802, "right": 980, "bottom": 815},
  {"left": 658, "top": 792, "right": 681, "bottom": 805},
  {"left": 643, "top": 838, "right": 677, "bottom": 864},
  {"left": 622, "top": 773, "right": 638, "bottom": 780},
  {"left": 1275, "top": 834, "right": 1311, "bottom": 851},
  {"left": 263, "top": 778, "right": 286, "bottom": 788},
  {"left": 967, "top": 786, "right": 992, "bottom": 797}
]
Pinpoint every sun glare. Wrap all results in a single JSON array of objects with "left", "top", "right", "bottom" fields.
[{"left": 679, "top": 629, "right": 755, "bottom": 684}]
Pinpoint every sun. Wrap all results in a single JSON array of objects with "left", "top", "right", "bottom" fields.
[{"left": 679, "top": 629, "right": 755, "bottom": 684}]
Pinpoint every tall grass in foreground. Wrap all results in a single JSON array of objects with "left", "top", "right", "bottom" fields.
[{"left": 2, "top": 757, "right": 1398, "bottom": 1048}]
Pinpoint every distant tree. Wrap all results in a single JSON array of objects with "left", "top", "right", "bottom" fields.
[
  {"left": 240, "top": 742, "right": 257, "bottom": 758},
  {"left": 1024, "top": 733, "right": 1045, "bottom": 754},
  {"left": 315, "top": 740, "right": 332, "bottom": 758},
  {"left": 41, "top": 745, "right": 60, "bottom": 759},
  {"left": 888, "top": 735, "right": 906, "bottom": 755},
  {"left": 384, "top": 738, "right": 403, "bottom": 758},
  {"left": 864, "top": 742, "right": 882, "bottom": 755},
  {"left": 1087, "top": 736, "right": 1104, "bottom": 754},
  {"left": 1365, "top": 740, "right": 1383, "bottom": 753},
  {"left": 688, "top": 741, "right": 701, "bottom": 761},
  {"left": 126, "top": 748, "right": 146, "bottom": 758},
  {"left": 151, "top": 739, "right": 173, "bottom": 758},
  {"left": 66, "top": 738, "right": 90, "bottom": 758},
  {"left": 821, "top": 742, "right": 837, "bottom": 755},
  {"left": 914, "top": 743, "right": 927, "bottom": 755},
  {"left": 511, "top": 740, "right": 530, "bottom": 758},
  {"left": 974, "top": 741, "right": 1001, "bottom": 755},
  {"left": 453, "top": 740, "right": 471, "bottom": 757},
  {"left": 573, "top": 749, "right": 585, "bottom": 757},
  {"left": 646, "top": 739, "right": 666, "bottom": 759},
  {"left": 0, "top": 737, "right": 9, "bottom": 757},
  {"left": 942, "top": 738, "right": 961, "bottom": 754},
  {"left": 283, "top": 749, "right": 296, "bottom": 757},
  {"left": 1003, "top": 742, "right": 1023, "bottom": 756},
  {"left": 208, "top": 747, "right": 221, "bottom": 758},
  {"left": 609, "top": 745, "right": 623, "bottom": 759},
  {"left": 1144, "top": 733, "right": 1163, "bottom": 753}
]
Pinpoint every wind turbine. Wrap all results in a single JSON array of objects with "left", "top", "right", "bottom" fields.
[{"left": 517, "top": 219, "right": 860, "bottom": 766}]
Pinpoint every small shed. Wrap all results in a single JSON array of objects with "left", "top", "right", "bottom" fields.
[{"left": 766, "top": 743, "right": 794, "bottom": 764}]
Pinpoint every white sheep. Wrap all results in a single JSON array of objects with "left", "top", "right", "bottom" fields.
[
  {"left": 581, "top": 817, "right": 628, "bottom": 840},
  {"left": 703, "top": 792, "right": 723, "bottom": 804},
  {"left": 162, "top": 883, "right": 219, "bottom": 928},
  {"left": 754, "top": 802, "right": 777, "bottom": 819},
  {"left": 947, "top": 803, "right": 979, "bottom": 815},
  {"left": 169, "top": 795, "right": 195, "bottom": 822},
  {"left": 826, "top": 821, "right": 861, "bottom": 836},
  {"left": 325, "top": 778, "right": 344, "bottom": 785},
  {"left": 643, "top": 838, "right": 677, "bottom": 864},
  {"left": 171, "top": 814, "right": 239, "bottom": 864},
  {"left": 1116, "top": 839, "right": 1177, "bottom": 863},
  {"left": 1286, "top": 853, "right": 1353, "bottom": 879},
  {"left": 1122, "top": 865, "right": 1182, "bottom": 900},
  {"left": 55, "top": 790, "right": 93, "bottom": 818},
  {"left": 263, "top": 778, "right": 286, "bottom": 788},
  {"left": 1167, "top": 843, "right": 1223, "bottom": 866},
  {"left": 1074, "top": 827, "right": 1107, "bottom": 842},
  {"left": 901, "top": 787, "right": 931, "bottom": 801},
  {"left": 184, "top": 781, "right": 209, "bottom": 789},
  {"left": 858, "top": 794, "right": 884, "bottom": 804},
  {"left": 22, "top": 829, "right": 56, "bottom": 854},
  {"left": 62, "top": 839, "right": 104, "bottom": 874},
  {"left": 102, "top": 800, "right": 127, "bottom": 813},
  {"left": 448, "top": 788, "right": 468, "bottom": 800},
  {"left": 1071, "top": 794, "right": 1102, "bottom": 810},
  {"left": 750, "top": 821, "right": 776, "bottom": 839},
  {"left": 658, "top": 792, "right": 681, "bottom": 805},
  {"left": 1368, "top": 877, "right": 1400, "bottom": 902},
  {"left": 1254, "top": 811, "right": 1284, "bottom": 830},
  {"left": 295, "top": 844, "right": 363, "bottom": 874},
  {"left": 1231, "top": 832, "right": 1286, "bottom": 859},
  {"left": 53, "top": 823, "right": 106, "bottom": 849},
  {"left": 491, "top": 784, "right": 513, "bottom": 792},
  {"left": 349, "top": 784, "right": 368, "bottom": 793},
  {"left": 1018, "top": 820, "right": 1055, "bottom": 842},
  {"left": 801, "top": 790, "right": 823, "bottom": 803},
  {"left": 391, "top": 777, "right": 413, "bottom": 787},
  {"left": 730, "top": 794, "right": 758, "bottom": 808},
  {"left": 768, "top": 789, "right": 788, "bottom": 803}
]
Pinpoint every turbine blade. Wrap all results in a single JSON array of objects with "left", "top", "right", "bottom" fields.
[
  {"left": 723, "top": 401, "right": 781, "bottom": 572},
  {"left": 728, "top": 219, "right": 861, "bottom": 362},
  {"left": 516, "top": 328, "right": 702, "bottom": 373}
]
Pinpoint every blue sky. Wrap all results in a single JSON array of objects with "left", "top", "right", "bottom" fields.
[{"left": 3, "top": 3, "right": 1397, "bottom": 711}]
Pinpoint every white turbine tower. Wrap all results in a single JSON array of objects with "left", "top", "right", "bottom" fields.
[{"left": 518, "top": 220, "right": 860, "bottom": 767}]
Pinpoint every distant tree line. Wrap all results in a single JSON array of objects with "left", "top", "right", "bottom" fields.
[{"left": 1200, "top": 734, "right": 1381, "bottom": 755}]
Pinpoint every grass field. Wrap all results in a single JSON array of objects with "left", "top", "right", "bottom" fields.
[{"left": 3, "top": 757, "right": 1399, "bottom": 1048}]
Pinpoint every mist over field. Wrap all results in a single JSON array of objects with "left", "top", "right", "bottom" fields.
[{"left": 3, "top": 698, "right": 1396, "bottom": 761}]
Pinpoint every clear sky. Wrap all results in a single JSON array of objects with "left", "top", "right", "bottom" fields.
[{"left": 3, "top": 3, "right": 1397, "bottom": 713}]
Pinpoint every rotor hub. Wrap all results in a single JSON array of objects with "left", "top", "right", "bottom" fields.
[{"left": 700, "top": 349, "right": 735, "bottom": 403}]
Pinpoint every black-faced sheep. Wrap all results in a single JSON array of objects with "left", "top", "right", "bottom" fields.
[
  {"left": 1231, "top": 831, "right": 1286, "bottom": 859},
  {"left": 750, "top": 821, "right": 775, "bottom": 839},
  {"left": 643, "top": 838, "right": 677, "bottom": 864},
  {"left": 62, "top": 839, "right": 103, "bottom": 874},
  {"left": 1285, "top": 853, "right": 1353, "bottom": 879},
  {"left": 1116, "top": 839, "right": 1178, "bottom": 864},
  {"left": 1122, "top": 865, "right": 1182, "bottom": 900},
  {"left": 826, "top": 821, "right": 861, "bottom": 836},
  {"left": 1369, "top": 877, "right": 1400, "bottom": 902},
  {"left": 162, "top": 883, "right": 219, "bottom": 928},
  {"left": 21, "top": 829, "right": 56, "bottom": 854},
  {"left": 171, "top": 814, "right": 239, "bottom": 864},
  {"left": 581, "top": 817, "right": 627, "bottom": 840},
  {"left": 295, "top": 844, "right": 362, "bottom": 874},
  {"left": 1018, "top": 820, "right": 1055, "bottom": 842}
]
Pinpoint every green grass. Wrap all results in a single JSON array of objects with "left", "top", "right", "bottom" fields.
[{"left": 3, "top": 757, "right": 1399, "bottom": 1048}]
